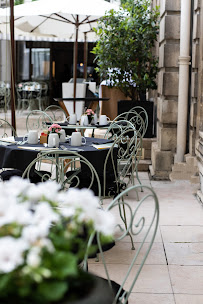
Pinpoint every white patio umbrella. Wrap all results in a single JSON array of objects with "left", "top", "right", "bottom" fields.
[{"left": 0, "top": 0, "right": 119, "bottom": 109}]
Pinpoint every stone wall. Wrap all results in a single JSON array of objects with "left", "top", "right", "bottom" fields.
[
  {"left": 195, "top": 0, "right": 203, "bottom": 202},
  {"left": 150, "top": 0, "right": 181, "bottom": 179}
]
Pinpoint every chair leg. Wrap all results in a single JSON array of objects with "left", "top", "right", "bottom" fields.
[{"left": 118, "top": 198, "right": 135, "bottom": 250}]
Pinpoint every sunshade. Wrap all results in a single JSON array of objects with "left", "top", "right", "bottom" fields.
[{"left": 0, "top": 0, "right": 119, "bottom": 109}]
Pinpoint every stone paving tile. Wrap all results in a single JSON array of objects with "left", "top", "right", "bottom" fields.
[
  {"left": 129, "top": 293, "right": 175, "bottom": 304},
  {"left": 88, "top": 264, "right": 173, "bottom": 294},
  {"left": 88, "top": 242, "right": 166, "bottom": 265},
  {"left": 160, "top": 226, "right": 203, "bottom": 243},
  {"left": 169, "top": 265, "right": 203, "bottom": 294},
  {"left": 164, "top": 242, "right": 203, "bottom": 265},
  {"left": 174, "top": 294, "right": 203, "bottom": 304}
]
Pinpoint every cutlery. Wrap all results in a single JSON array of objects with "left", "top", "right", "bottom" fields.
[{"left": 60, "top": 145, "right": 83, "bottom": 152}]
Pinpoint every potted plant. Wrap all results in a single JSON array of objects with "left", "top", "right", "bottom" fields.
[
  {"left": 92, "top": 0, "right": 159, "bottom": 137},
  {"left": 0, "top": 177, "right": 115, "bottom": 303}
]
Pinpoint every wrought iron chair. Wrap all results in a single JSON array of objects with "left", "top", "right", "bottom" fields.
[
  {"left": 26, "top": 110, "right": 53, "bottom": 132},
  {"left": 20, "top": 81, "right": 42, "bottom": 110},
  {"left": 111, "top": 111, "right": 147, "bottom": 188},
  {"left": 22, "top": 150, "right": 101, "bottom": 198},
  {"left": 103, "top": 121, "right": 138, "bottom": 198},
  {"left": 0, "top": 118, "right": 17, "bottom": 137},
  {"left": 0, "top": 81, "right": 10, "bottom": 110},
  {"left": 39, "top": 81, "right": 48, "bottom": 109},
  {"left": 126, "top": 106, "right": 148, "bottom": 138},
  {"left": 44, "top": 105, "right": 68, "bottom": 122},
  {"left": 0, "top": 119, "right": 19, "bottom": 181},
  {"left": 85, "top": 184, "right": 159, "bottom": 304}
]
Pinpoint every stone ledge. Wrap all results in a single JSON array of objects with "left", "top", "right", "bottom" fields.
[
  {"left": 138, "top": 160, "right": 151, "bottom": 172},
  {"left": 149, "top": 165, "right": 171, "bottom": 180}
]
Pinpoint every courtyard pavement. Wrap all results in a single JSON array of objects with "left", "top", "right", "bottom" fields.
[{"left": 88, "top": 176, "right": 203, "bottom": 304}]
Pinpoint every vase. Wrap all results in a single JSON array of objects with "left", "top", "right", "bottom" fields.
[{"left": 60, "top": 272, "right": 115, "bottom": 304}]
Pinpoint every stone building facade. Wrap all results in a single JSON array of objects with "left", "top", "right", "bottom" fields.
[{"left": 150, "top": 0, "right": 203, "bottom": 200}]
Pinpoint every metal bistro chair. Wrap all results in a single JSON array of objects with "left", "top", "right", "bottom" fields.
[
  {"left": 39, "top": 81, "right": 49, "bottom": 109},
  {"left": 22, "top": 150, "right": 101, "bottom": 198},
  {"left": 111, "top": 111, "right": 146, "bottom": 188},
  {"left": 0, "top": 81, "right": 10, "bottom": 110},
  {"left": 126, "top": 106, "right": 148, "bottom": 138},
  {"left": 85, "top": 184, "right": 159, "bottom": 304},
  {"left": 103, "top": 121, "right": 138, "bottom": 198},
  {"left": 0, "top": 119, "right": 19, "bottom": 181},
  {"left": 23, "top": 82, "right": 42, "bottom": 111},
  {"left": 26, "top": 110, "right": 53, "bottom": 132},
  {"left": 44, "top": 105, "right": 68, "bottom": 122},
  {"left": 0, "top": 118, "right": 17, "bottom": 138}
]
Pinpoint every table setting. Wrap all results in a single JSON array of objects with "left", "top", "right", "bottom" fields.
[{"left": 0, "top": 125, "right": 118, "bottom": 191}]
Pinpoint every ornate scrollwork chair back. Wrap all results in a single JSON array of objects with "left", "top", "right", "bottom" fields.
[
  {"left": 85, "top": 185, "right": 159, "bottom": 304},
  {"left": 0, "top": 118, "right": 17, "bottom": 138},
  {"left": 111, "top": 111, "right": 146, "bottom": 189},
  {"left": 22, "top": 150, "right": 101, "bottom": 199},
  {"left": 126, "top": 106, "right": 148, "bottom": 138},
  {"left": 0, "top": 81, "right": 10, "bottom": 110},
  {"left": 0, "top": 119, "right": 18, "bottom": 180},
  {"left": 44, "top": 105, "right": 68, "bottom": 122},
  {"left": 26, "top": 110, "right": 53, "bottom": 132},
  {"left": 103, "top": 121, "right": 137, "bottom": 198}
]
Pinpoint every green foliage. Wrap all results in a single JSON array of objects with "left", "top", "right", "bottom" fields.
[
  {"left": 14, "top": 0, "right": 24, "bottom": 5},
  {"left": 14, "top": 0, "right": 37, "bottom": 4},
  {"left": 92, "top": 0, "right": 160, "bottom": 100}
]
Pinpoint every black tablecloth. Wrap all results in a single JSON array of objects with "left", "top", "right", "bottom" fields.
[{"left": 0, "top": 137, "right": 117, "bottom": 195}]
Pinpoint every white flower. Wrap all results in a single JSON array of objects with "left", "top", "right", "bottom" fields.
[
  {"left": 2, "top": 176, "right": 30, "bottom": 198},
  {"left": 27, "top": 247, "right": 41, "bottom": 268},
  {"left": 32, "top": 202, "right": 59, "bottom": 226},
  {"left": 0, "top": 237, "right": 28, "bottom": 273},
  {"left": 58, "top": 206, "right": 76, "bottom": 218},
  {"left": 26, "top": 181, "right": 61, "bottom": 202},
  {"left": 22, "top": 224, "right": 50, "bottom": 244},
  {"left": 0, "top": 200, "right": 32, "bottom": 227},
  {"left": 59, "top": 188, "right": 99, "bottom": 210},
  {"left": 94, "top": 209, "right": 115, "bottom": 235}
]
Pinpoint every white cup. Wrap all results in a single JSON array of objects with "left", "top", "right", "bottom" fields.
[
  {"left": 48, "top": 133, "right": 60, "bottom": 148},
  {"left": 99, "top": 115, "right": 110, "bottom": 125},
  {"left": 71, "top": 132, "right": 86, "bottom": 146},
  {"left": 68, "top": 114, "right": 77, "bottom": 125},
  {"left": 80, "top": 115, "right": 88, "bottom": 126},
  {"left": 59, "top": 129, "right": 66, "bottom": 143},
  {"left": 24, "top": 130, "right": 38, "bottom": 144}
]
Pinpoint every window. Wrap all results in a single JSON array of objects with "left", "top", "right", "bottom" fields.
[{"left": 31, "top": 48, "right": 50, "bottom": 81}]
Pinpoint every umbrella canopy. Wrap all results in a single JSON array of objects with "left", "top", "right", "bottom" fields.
[
  {"left": 0, "top": 0, "right": 119, "bottom": 109},
  {"left": 0, "top": 0, "right": 119, "bottom": 41}
]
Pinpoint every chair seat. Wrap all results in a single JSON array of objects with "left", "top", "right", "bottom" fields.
[
  {"left": 0, "top": 169, "right": 51, "bottom": 183},
  {"left": 0, "top": 169, "right": 23, "bottom": 180}
]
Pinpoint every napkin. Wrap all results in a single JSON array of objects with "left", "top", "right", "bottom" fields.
[
  {"left": 17, "top": 146, "right": 60, "bottom": 151},
  {"left": 0, "top": 136, "right": 16, "bottom": 144},
  {"left": 92, "top": 143, "right": 115, "bottom": 150}
]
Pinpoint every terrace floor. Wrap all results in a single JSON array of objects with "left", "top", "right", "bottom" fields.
[{"left": 88, "top": 174, "right": 203, "bottom": 304}]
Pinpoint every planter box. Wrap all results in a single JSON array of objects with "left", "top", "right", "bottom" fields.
[
  {"left": 100, "top": 86, "right": 130, "bottom": 120},
  {"left": 117, "top": 100, "right": 155, "bottom": 138}
]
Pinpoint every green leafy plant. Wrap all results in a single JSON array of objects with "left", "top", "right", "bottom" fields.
[
  {"left": 0, "top": 178, "right": 115, "bottom": 303},
  {"left": 92, "top": 0, "right": 160, "bottom": 101}
]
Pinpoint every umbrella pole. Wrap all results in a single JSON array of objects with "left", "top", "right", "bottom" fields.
[
  {"left": 73, "top": 15, "right": 79, "bottom": 113},
  {"left": 84, "top": 32, "right": 87, "bottom": 80},
  {"left": 10, "top": 0, "right": 16, "bottom": 133}
]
